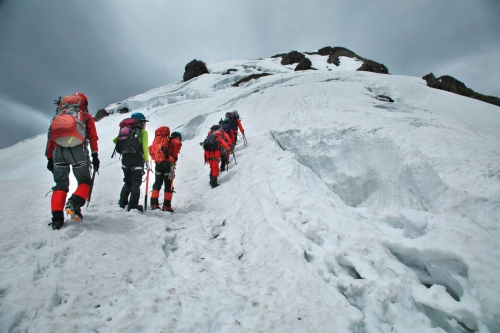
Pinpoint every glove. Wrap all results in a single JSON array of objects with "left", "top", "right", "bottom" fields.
[
  {"left": 91, "top": 152, "right": 100, "bottom": 172},
  {"left": 146, "top": 160, "right": 151, "bottom": 172},
  {"left": 47, "top": 158, "right": 54, "bottom": 172}
]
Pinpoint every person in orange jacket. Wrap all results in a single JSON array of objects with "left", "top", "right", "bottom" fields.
[
  {"left": 203, "top": 124, "right": 231, "bottom": 188},
  {"left": 45, "top": 92, "right": 99, "bottom": 230},
  {"left": 150, "top": 131, "right": 182, "bottom": 211}
]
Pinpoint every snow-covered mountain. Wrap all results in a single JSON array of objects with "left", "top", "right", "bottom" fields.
[{"left": 1, "top": 54, "right": 499, "bottom": 333}]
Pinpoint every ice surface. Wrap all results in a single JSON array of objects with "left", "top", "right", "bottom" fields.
[{"left": 1, "top": 54, "right": 499, "bottom": 333}]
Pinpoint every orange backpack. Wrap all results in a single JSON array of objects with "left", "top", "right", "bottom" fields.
[
  {"left": 49, "top": 94, "right": 88, "bottom": 147},
  {"left": 148, "top": 126, "right": 170, "bottom": 163}
]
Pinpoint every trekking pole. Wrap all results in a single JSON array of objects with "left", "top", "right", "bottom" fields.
[
  {"left": 144, "top": 163, "right": 151, "bottom": 212},
  {"left": 86, "top": 169, "right": 97, "bottom": 208},
  {"left": 169, "top": 163, "right": 176, "bottom": 191},
  {"left": 232, "top": 150, "right": 237, "bottom": 165}
]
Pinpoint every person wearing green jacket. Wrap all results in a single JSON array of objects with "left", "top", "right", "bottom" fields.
[{"left": 113, "top": 112, "right": 150, "bottom": 212}]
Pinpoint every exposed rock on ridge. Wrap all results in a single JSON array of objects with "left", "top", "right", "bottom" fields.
[
  {"left": 183, "top": 59, "right": 209, "bottom": 82},
  {"left": 316, "top": 46, "right": 389, "bottom": 74},
  {"left": 274, "top": 46, "right": 389, "bottom": 74},
  {"left": 423, "top": 73, "right": 500, "bottom": 107}
]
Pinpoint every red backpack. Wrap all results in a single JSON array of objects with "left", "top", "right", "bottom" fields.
[
  {"left": 49, "top": 94, "right": 88, "bottom": 147},
  {"left": 148, "top": 126, "right": 170, "bottom": 163}
]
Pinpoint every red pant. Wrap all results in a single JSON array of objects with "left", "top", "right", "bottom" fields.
[{"left": 204, "top": 150, "right": 221, "bottom": 177}]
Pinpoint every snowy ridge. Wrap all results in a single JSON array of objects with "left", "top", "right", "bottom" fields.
[{"left": 1, "top": 54, "right": 499, "bottom": 333}]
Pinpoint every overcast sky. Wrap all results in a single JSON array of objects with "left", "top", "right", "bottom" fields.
[{"left": 1, "top": 0, "right": 499, "bottom": 149}]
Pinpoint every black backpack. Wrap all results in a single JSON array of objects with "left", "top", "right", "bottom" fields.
[
  {"left": 228, "top": 113, "right": 238, "bottom": 131},
  {"left": 115, "top": 118, "right": 142, "bottom": 155},
  {"left": 220, "top": 119, "right": 231, "bottom": 133},
  {"left": 203, "top": 131, "right": 219, "bottom": 151}
]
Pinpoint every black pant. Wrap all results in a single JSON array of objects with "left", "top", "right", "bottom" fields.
[
  {"left": 119, "top": 154, "right": 144, "bottom": 207},
  {"left": 52, "top": 145, "right": 91, "bottom": 192},
  {"left": 220, "top": 151, "right": 228, "bottom": 171},
  {"left": 152, "top": 162, "right": 173, "bottom": 192}
]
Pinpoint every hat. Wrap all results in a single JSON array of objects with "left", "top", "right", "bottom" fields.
[{"left": 131, "top": 112, "right": 149, "bottom": 122}]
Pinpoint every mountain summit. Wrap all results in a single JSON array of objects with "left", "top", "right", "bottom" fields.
[{"left": 1, "top": 51, "right": 499, "bottom": 333}]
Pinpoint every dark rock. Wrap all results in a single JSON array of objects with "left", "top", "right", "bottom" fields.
[
  {"left": 94, "top": 109, "right": 109, "bottom": 122},
  {"left": 183, "top": 59, "right": 209, "bottom": 82},
  {"left": 233, "top": 73, "right": 272, "bottom": 87},
  {"left": 357, "top": 61, "right": 389, "bottom": 74},
  {"left": 318, "top": 46, "right": 358, "bottom": 58},
  {"left": 295, "top": 58, "right": 314, "bottom": 71},
  {"left": 281, "top": 51, "right": 306, "bottom": 65},
  {"left": 312, "top": 46, "right": 389, "bottom": 74},
  {"left": 436, "top": 75, "right": 468, "bottom": 94},
  {"left": 223, "top": 68, "right": 238, "bottom": 75},
  {"left": 422, "top": 73, "right": 439, "bottom": 87},
  {"left": 317, "top": 47, "right": 359, "bottom": 66},
  {"left": 422, "top": 72, "right": 500, "bottom": 107},
  {"left": 117, "top": 107, "right": 129, "bottom": 114},
  {"left": 376, "top": 95, "right": 394, "bottom": 102}
]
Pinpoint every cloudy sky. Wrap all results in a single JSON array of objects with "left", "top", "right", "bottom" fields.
[{"left": 1, "top": 0, "right": 499, "bottom": 149}]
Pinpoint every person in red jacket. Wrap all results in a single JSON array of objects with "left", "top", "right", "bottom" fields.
[
  {"left": 204, "top": 124, "right": 231, "bottom": 188},
  {"left": 150, "top": 131, "right": 183, "bottom": 212},
  {"left": 219, "top": 127, "right": 232, "bottom": 172},
  {"left": 226, "top": 110, "right": 245, "bottom": 146},
  {"left": 45, "top": 92, "right": 99, "bottom": 230}
]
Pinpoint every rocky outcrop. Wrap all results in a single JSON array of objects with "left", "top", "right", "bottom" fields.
[
  {"left": 423, "top": 73, "right": 500, "bottom": 107},
  {"left": 317, "top": 46, "right": 358, "bottom": 66},
  {"left": 183, "top": 59, "right": 209, "bottom": 82},
  {"left": 281, "top": 51, "right": 306, "bottom": 65},
  {"left": 223, "top": 68, "right": 238, "bottom": 75},
  {"left": 233, "top": 73, "right": 272, "bottom": 87},
  {"left": 295, "top": 58, "right": 314, "bottom": 71},
  {"left": 357, "top": 61, "right": 389, "bottom": 74},
  {"left": 94, "top": 109, "right": 109, "bottom": 122},
  {"left": 313, "top": 46, "right": 389, "bottom": 74}
]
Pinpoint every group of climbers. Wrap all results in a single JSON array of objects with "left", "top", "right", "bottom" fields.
[
  {"left": 202, "top": 110, "right": 245, "bottom": 188},
  {"left": 45, "top": 92, "right": 184, "bottom": 230},
  {"left": 110, "top": 112, "right": 183, "bottom": 213},
  {"left": 45, "top": 93, "right": 243, "bottom": 230}
]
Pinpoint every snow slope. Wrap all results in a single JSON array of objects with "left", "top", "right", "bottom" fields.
[{"left": 1, "top": 54, "right": 499, "bottom": 333}]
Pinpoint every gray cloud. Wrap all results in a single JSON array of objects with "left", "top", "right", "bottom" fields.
[
  {"left": 1, "top": 0, "right": 499, "bottom": 148},
  {"left": 0, "top": 95, "right": 51, "bottom": 149}
]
